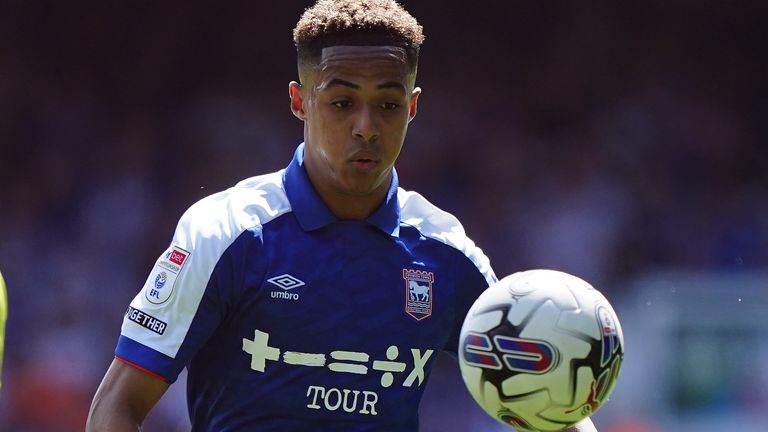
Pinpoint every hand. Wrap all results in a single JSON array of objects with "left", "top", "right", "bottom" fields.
[{"left": 560, "top": 417, "right": 597, "bottom": 432}]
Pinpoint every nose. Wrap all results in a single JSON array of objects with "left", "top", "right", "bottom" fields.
[{"left": 352, "top": 106, "right": 380, "bottom": 143}]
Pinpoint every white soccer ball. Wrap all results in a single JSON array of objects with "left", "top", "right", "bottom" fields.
[{"left": 458, "top": 269, "right": 624, "bottom": 431}]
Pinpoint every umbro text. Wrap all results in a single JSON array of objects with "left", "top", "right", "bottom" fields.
[{"left": 271, "top": 290, "right": 299, "bottom": 300}]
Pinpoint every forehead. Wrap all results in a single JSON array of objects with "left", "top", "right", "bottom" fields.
[{"left": 313, "top": 45, "right": 412, "bottom": 89}]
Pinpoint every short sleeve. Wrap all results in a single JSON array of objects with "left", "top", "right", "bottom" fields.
[
  {"left": 114, "top": 172, "right": 288, "bottom": 383},
  {"left": 116, "top": 202, "right": 248, "bottom": 382}
]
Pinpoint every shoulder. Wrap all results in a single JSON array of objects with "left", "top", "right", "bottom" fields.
[
  {"left": 398, "top": 188, "right": 497, "bottom": 285},
  {"left": 173, "top": 170, "right": 291, "bottom": 248},
  {"left": 399, "top": 188, "right": 466, "bottom": 244}
]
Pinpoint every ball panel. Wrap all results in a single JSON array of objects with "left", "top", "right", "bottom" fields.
[
  {"left": 463, "top": 310, "right": 504, "bottom": 333},
  {"left": 556, "top": 307, "right": 602, "bottom": 341}
]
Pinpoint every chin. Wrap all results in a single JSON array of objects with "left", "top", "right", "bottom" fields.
[
  {"left": 342, "top": 185, "right": 378, "bottom": 196},
  {"left": 341, "top": 178, "right": 384, "bottom": 195}
]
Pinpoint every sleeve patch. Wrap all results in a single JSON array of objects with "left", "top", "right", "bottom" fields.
[
  {"left": 126, "top": 306, "right": 168, "bottom": 335},
  {"left": 144, "top": 245, "right": 190, "bottom": 304}
]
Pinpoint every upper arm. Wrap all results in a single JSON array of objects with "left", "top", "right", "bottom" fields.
[{"left": 87, "top": 358, "right": 170, "bottom": 431}]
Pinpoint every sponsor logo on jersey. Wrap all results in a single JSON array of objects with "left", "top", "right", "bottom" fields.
[
  {"left": 403, "top": 269, "right": 433, "bottom": 321},
  {"left": 126, "top": 306, "right": 167, "bottom": 335},
  {"left": 306, "top": 385, "right": 379, "bottom": 416},
  {"left": 241, "top": 328, "right": 435, "bottom": 417},
  {"left": 267, "top": 274, "right": 305, "bottom": 300},
  {"left": 157, "top": 260, "right": 181, "bottom": 273},
  {"left": 167, "top": 247, "right": 188, "bottom": 266},
  {"left": 145, "top": 245, "right": 189, "bottom": 304}
]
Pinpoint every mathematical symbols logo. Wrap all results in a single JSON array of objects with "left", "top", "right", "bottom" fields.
[
  {"left": 242, "top": 328, "right": 434, "bottom": 388},
  {"left": 267, "top": 274, "right": 305, "bottom": 301},
  {"left": 403, "top": 269, "right": 434, "bottom": 321}
]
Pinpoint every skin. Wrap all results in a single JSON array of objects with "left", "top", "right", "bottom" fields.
[
  {"left": 86, "top": 44, "right": 597, "bottom": 432},
  {"left": 86, "top": 358, "right": 168, "bottom": 431},
  {"left": 290, "top": 45, "right": 421, "bottom": 220}
]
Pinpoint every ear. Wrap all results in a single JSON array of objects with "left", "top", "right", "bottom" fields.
[
  {"left": 408, "top": 87, "right": 421, "bottom": 122},
  {"left": 289, "top": 81, "right": 306, "bottom": 120}
]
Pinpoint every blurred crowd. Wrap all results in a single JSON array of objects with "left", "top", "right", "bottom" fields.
[{"left": 1, "top": 1, "right": 766, "bottom": 431}]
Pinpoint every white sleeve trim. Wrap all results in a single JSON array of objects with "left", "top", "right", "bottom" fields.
[{"left": 121, "top": 170, "right": 291, "bottom": 359}]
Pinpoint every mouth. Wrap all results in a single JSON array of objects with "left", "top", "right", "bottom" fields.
[
  {"left": 350, "top": 158, "right": 379, "bottom": 172},
  {"left": 348, "top": 149, "right": 381, "bottom": 172}
]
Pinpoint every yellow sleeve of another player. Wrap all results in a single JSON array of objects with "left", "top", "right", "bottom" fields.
[{"left": 0, "top": 271, "right": 6, "bottom": 391}]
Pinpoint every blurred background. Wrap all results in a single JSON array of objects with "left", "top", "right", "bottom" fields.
[{"left": 1, "top": 0, "right": 768, "bottom": 430}]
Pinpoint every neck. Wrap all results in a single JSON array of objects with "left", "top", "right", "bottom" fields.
[
  {"left": 306, "top": 168, "right": 390, "bottom": 221},
  {"left": 324, "top": 192, "right": 385, "bottom": 220}
]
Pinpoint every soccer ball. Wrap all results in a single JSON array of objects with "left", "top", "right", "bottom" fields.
[{"left": 458, "top": 269, "right": 623, "bottom": 431}]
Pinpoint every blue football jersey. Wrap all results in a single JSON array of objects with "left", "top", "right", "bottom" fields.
[{"left": 116, "top": 144, "right": 497, "bottom": 431}]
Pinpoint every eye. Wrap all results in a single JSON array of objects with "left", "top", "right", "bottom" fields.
[
  {"left": 331, "top": 100, "right": 352, "bottom": 109},
  {"left": 381, "top": 102, "right": 401, "bottom": 110}
]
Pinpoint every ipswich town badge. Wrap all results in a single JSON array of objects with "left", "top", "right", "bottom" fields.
[{"left": 403, "top": 269, "right": 434, "bottom": 321}]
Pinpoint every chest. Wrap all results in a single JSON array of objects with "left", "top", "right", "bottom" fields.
[
  {"left": 189, "top": 221, "right": 474, "bottom": 425},
  {"left": 240, "top": 223, "right": 460, "bottom": 350}
]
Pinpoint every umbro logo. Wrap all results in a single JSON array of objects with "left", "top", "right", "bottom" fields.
[
  {"left": 267, "top": 274, "right": 305, "bottom": 300},
  {"left": 268, "top": 274, "right": 305, "bottom": 290}
]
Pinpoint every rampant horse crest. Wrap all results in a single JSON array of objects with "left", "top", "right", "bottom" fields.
[{"left": 403, "top": 269, "right": 434, "bottom": 321}]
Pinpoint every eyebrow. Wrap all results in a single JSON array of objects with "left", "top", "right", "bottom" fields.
[{"left": 321, "top": 78, "right": 407, "bottom": 93}]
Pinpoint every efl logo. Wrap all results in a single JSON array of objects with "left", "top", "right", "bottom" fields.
[
  {"left": 403, "top": 269, "right": 433, "bottom": 321},
  {"left": 168, "top": 247, "right": 189, "bottom": 266},
  {"left": 146, "top": 268, "right": 175, "bottom": 304}
]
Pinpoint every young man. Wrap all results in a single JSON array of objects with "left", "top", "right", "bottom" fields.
[{"left": 87, "top": 1, "right": 597, "bottom": 431}]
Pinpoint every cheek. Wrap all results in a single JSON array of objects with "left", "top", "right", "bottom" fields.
[
  {"left": 383, "top": 115, "right": 410, "bottom": 142},
  {"left": 311, "top": 121, "right": 336, "bottom": 148},
  {"left": 383, "top": 108, "right": 411, "bottom": 129},
  {"left": 306, "top": 106, "right": 331, "bottom": 138},
  {"left": 316, "top": 109, "right": 342, "bottom": 130},
  {"left": 306, "top": 112, "right": 347, "bottom": 161}
]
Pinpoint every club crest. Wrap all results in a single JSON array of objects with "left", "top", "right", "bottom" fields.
[{"left": 403, "top": 269, "right": 434, "bottom": 321}]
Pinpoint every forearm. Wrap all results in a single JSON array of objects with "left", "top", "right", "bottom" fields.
[
  {"left": 86, "top": 396, "right": 143, "bottom": 432},
  {"left": 86, "top": 359, "right": 168, "bottom": 432}
]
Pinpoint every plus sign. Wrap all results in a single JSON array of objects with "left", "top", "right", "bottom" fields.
[{"left": 242, "top": 329, "right": 280, "bottom": 372}]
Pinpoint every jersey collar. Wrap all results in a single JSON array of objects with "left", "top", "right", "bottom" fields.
[{"left": 283, "top": 144, "right": 401, "bottom": 237}]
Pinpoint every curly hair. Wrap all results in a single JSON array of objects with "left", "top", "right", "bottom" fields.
[{"left": 293, "top": 0, "right": 424, "bottom": 73}]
